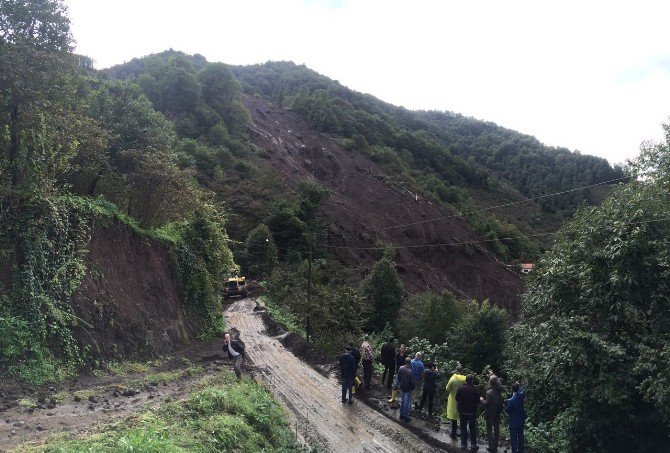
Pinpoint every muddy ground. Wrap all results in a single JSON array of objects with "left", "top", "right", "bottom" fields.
[
  {"left": 1, "top": 297, "right": 502, "bottom": 452},
  {"left": 227, "top": 298, "right": 468, "bottom": 453},
  {"left": 0, "top": 338, "right": 233, "bottom": 452}
]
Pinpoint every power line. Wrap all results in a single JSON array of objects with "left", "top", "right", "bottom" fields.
[
  {"left": 322, "top": 216, "right": 670, "bottom": 252},
  {"left": 379, "top": 173, "right": 641, "bottom": 232}
]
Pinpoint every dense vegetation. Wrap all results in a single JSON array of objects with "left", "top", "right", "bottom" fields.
[
  {"left": 505, "top": 127, "right": 670, "bottom": 451},
  {"left": 0, "top": 1, "right": 236, "bottom": 382}
]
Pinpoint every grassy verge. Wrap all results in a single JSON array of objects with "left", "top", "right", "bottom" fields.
[
  {"left": 18, "top": 371, "right": 301, "bottom": 453},
  {"left": 259, "top": 296, "right": 306, "bottom": 339}
]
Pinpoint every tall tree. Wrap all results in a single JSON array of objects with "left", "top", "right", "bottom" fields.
[
  {"left": 362, "top": 258, "right": 403, "bottom": 332},
  {"left": 0, "top": 0, "right": 96, "bottom": 193}
]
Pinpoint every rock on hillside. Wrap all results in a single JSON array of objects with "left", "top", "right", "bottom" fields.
[{"left": 246, "top": 96, "right": 524, "bottom": 315}]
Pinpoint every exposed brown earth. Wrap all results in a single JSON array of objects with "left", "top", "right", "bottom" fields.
[
  {"left": 246, "top": 96, "right": 524, "bottom": 314},
  {"left": 70, "top": 223, "right": 195, "bottom": 360}
]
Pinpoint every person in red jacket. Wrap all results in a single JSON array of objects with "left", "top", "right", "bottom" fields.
[{"left": 456, "top": 374, "right": 480, "bottom": 451}]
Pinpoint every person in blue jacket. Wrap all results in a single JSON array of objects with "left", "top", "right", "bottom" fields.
[{"left": 504, "top": 382, "right": 526, "bottom": 453}]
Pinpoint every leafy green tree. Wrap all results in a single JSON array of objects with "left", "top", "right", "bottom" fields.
[
  {"left": 244, "top": 223, "right": 277, "bottom": 278},
  {"left": 505, "top": 124, "right": 670, "bottom": 451},
  {"left": 396, "top": 291, "right": 466, "bottom": 344},
  {"left": 450, "top": 301, "right": 507, "bottom": 373},
  {"left": 179, "top": 205, "right": 235, "bottom": 335},
  {"left": 119, "top": 150, "right": 202, "bottom": 227},
  {"left": 0, "top": 0, "right": 100, "bottom": 193},
  {"left": 362, "top": 258, "right": 403, "bottom": 331}
]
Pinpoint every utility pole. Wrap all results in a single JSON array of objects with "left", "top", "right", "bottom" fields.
[{"left": 306, "top": 234, "right": 313, "bottom": 343}]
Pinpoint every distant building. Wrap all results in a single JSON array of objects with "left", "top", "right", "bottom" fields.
[{"left": 520, "top": 263, "right": 534, "bottom": 274}]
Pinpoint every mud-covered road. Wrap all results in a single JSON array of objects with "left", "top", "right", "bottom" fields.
[{"left": 225, "top": 298, "right": 448, "bottom": 453}]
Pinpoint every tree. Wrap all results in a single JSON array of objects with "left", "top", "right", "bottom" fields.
[
  {"left": 0, "top": 0, "right": 93, "bottom": 192},
  {"left": 244, "top": 223, "right": 277, "bottom": 278},
  {"left": 505, "top": 123, "right": 670, "bottom": 451},
  {"left": 120, "top": 150, "right": 202, "bottom": 227},
  {"left": 450, "top": 301, "right": 507, "bottom": 373},
  {"left": 362, "top": 258, "right": 403, "bottom": 332},
  {"left": 396, "top": 291, "right": 466, "bottom": 344}
]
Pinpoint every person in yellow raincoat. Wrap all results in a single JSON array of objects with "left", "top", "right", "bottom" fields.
[{"left": 445, "top": 364, "right": 466, "bottom": 439}]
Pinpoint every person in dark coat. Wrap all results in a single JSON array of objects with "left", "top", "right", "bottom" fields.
[
  {"left": 395, "top": 344, "right": 408, "bottom": 372},
  {"left": 380, "top": 337, "right": 395, "bottom": 388},
  {"left": 387, "top": 344, "right": 408, "bottom": 404},
  {"left": 339, "top": 346, "right": 357, "bottom": 404},
  {"left": 223, "top": 332, "right": 245, "bottom": 380},
  {"left": 480, "top": 375, "right": 504, "bottom": 451},
  {"left": 396, "top": 357, "right": 416, "bottom": 422},
  {"left": 505, "top": 382, "right": 526, "bottom": 453},
  {"left": 348, "top": 342, "right": 361, "bottom": 374},
  {"left": 456, "top": 374, "right": 480, "bottom": 451},
  {"left": 418, "top": 363, "right": 440, "bottom": 416}
]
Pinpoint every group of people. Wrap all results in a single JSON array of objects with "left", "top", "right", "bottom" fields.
[{"left": 340, "top": 336, "right": 527, "bottom": 453}]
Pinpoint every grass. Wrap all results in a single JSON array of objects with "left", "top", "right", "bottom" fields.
[
  {"left": 259, "top": 296, "right": 306, "bottom": 339},
  {"left": 18, "top": 398, "right": 37, "bottom": 409},
  {"left": 16, "top": 371, "right": 301, "bottom": 453}
]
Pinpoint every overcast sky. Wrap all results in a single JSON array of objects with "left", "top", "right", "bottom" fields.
[{"left": 65, "top": 0, "right": 670, "bottom": 165}]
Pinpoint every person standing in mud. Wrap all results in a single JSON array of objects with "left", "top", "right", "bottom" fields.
[
  {"left": 380, "top": 336, "right": 396, "bottom": 389},
  {"left": 388, "top": 344, "right": 408, "bottom": 404},
  {"left": 445, "top": 364, "right": 466, "bottom": 439},
  {"left": 397, "top": 357, "right": 416, "bottom": 422},
  {"left": 348, "top": 342, "right": 362, "bottom": 393},
  {"left": 456, "top": 374, "right": 480, "bottom": 451},
  {"left": 411, "top": 352, "right": 425, "bottom": 408},
  {"left": 361, "top": 335, "right": 374, "bottom": 390},
  {"left": 418, "top": 362, "right": 440, "bottom": 416},
  {"left": 505, "top": 382, "right": 526, "bottom": 453},
  {"left": 223, "top": 332, "right": 245, "bottom": 380},
  {"left": 339, "top": 346, "right": 357, "bottom": 404},
  {"left": 480, "top": 373, "right": 504, "bottom": 451}
]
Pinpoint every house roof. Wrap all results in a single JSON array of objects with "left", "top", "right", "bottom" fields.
[{"left": 520, "top": 263, "right": 534, "bottom": 270}]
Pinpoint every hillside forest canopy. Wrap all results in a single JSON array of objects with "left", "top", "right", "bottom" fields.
[{"left": 2, "top": 1, "right": 669, "bottom": 451}]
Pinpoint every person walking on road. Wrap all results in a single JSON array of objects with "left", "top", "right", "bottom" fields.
[
  {"left": 411, "top": 352, "right": 425, "bottom": 409},
  {"left": 397, "top": 357, "right": 416, "bottom": 422},
  {"left": 505, "top": 382, "right": 526, "bottom": 453},
  {"left": 418, "top": 363, "right": 440, "bottom": 416},
  {"left": 380, "top": 337, "right": 395, "bottom": 389},
  {"left": 223, "top": 332, "right": 245, "bottom": 380},
  {"left": 445, "top": 364, "right": 467, "bottom": 439},
  {"left": 480, "top": 374, "right": 504, "bottom": 451},
  {"left": 388, "top": 344, "right": 408, "bottom": 404},
  {"left": 456, "top": 374, "right": 480, "bottom": 451},
  {"left": 361, "top": 335, "right": 374, "bottom": 390},
  {"left": 339, "top": 346, "right": 357, "bottom": 404}
]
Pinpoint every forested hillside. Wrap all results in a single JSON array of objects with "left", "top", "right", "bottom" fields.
[{"left": 231, "top": 61, "right": 624, "bottom": 216}]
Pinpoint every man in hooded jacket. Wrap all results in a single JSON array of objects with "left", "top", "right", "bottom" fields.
[{"left": 480, "top": 375, "right": 504, "bottom": 451}]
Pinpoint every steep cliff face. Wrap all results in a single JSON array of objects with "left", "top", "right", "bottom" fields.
[
  {"left": 246, "top": 96, "right": 524, "bottom": 314},
  {"left": 70, "top": 224, "right": 194, "bottom": 360}
]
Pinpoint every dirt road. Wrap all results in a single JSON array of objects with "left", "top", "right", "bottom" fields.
[{"left": 225, "top": 298, "right": 448, "bottom": 453}]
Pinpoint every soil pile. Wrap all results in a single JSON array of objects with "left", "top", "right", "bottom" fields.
[{"left": 246, "top": 96, "right": 524, "bottom": 314}]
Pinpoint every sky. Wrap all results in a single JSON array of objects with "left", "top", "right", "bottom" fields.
[{"left": 65, "top": 0, "right": 670, "bottom": 165}]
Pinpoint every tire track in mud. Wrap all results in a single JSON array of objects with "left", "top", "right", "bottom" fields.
[{"left": 225, "top": 298, "right": 446, "bottom": 453}]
